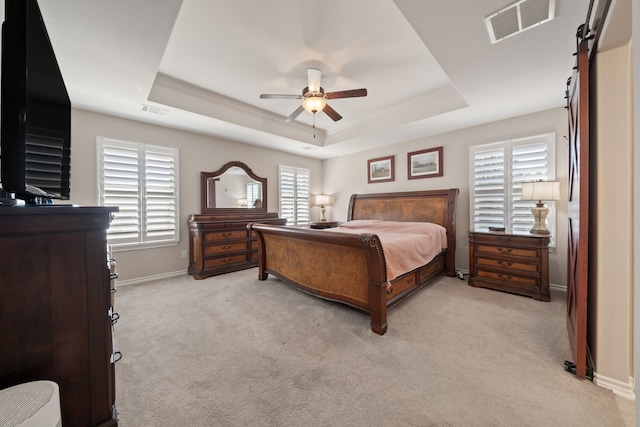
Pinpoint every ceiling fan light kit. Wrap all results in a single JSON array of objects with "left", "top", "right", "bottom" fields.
[{"left": 260, "top": 68, "right": 367, "bottom": 124}]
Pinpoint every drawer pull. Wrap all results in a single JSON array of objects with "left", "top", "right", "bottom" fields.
[
  {"left": 111, "top": 351, "right": 122, "bottom": 364},
  {"left": 497, "top": 261, "right": 512, "bottom": 267},
  {"left": 222, "top": 258, "right": 233, "bottom": 264},
  {"left": 222, "top": 233, "right": 232, "bottom": 238},
  {"left": 497, "top": 247, "right": 513, "bottom": 253},
  {"left": 497, "top": 274, "right": 513, "bottom": 280},
  {"left": 222, "top": 245, "right": 231, "bottom": 250}
]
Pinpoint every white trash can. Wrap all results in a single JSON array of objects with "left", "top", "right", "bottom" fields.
[{"left": 0, "top": 380, "right": 62, "bottom": 427}]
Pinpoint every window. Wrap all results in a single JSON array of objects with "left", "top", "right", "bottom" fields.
[
  {"left": 97, "top": 137, "right": 179, "bottom": 248},
  {"left": 279, "top": 165, "right": 310, "bottom": 226},
  {"left": 469, "top": 133, "right": 557, "bottom": 239}
]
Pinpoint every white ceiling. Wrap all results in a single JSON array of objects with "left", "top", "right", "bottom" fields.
[{"left": 32, "top": 0, "right": 591, "bottom": 159}]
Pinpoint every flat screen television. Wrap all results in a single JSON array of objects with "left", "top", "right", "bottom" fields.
[{"left": 0, "top": 0, "right": 71, "bottom": 204}]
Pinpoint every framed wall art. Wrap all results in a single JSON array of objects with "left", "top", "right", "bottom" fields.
[
  {"left": 407, "top": 146, "right": 443, "bottom": 179},
  {"left": 367, "top": 155, "right": 394, "bottom": 183}
]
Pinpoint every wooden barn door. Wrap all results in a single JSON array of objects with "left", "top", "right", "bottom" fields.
[{"left": 565, "top": 39, "right": 590, "bottom": 379}]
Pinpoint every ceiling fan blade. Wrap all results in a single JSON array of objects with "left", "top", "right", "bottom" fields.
[
  {"left": 284, "top": 105, "right": 305, "bottom": 122},
  {"left": 307, "top": 68, "right": 322, "bottom": 92},
  {"left": 322, "top": 103, "right": 342, "bottom": 122},
  {"left": 260, "top": 94, "right": 303, "bottom": 99},
  {"left": 325, "top": 88, "right": 367, "bottom": 99}
]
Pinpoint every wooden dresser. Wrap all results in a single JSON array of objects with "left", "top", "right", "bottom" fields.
[
  {"left": 468, "top": 230, "right": 550, "bottom": 301},
  {"left": 0, "top": 206, "right": 119, "bottom": 426},
  {"left": 188, "top": 212, "right": 286, "bottom": 279}
]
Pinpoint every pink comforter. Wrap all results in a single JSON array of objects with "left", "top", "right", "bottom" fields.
[{"left": 325, "top": 220, "right": 447, "bottom": 282}]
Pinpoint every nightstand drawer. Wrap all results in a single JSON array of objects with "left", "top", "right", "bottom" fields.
[
  {"left": 477, "top": 257, "right": 539, "bottom": 273},
  {"left": 476, "top": 269, "right": 539, "bottom": 288},
  {"left": 476, "top": 244, "right": 538, "bottom": 259},
  {"left": 471, "top": 233, "right": 544, "bottom": 247}
]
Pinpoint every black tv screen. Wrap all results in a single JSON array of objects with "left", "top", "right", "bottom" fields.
[{"left": 1, "top": 0, "right": 71, "bottom": 203}]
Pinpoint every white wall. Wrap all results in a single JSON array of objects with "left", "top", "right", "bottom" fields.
[
  {"left": 593, "top": 41, "right": 634, "bottom": 389},
  {"left": 68, "top": 108, "right": 323, "bottom": 282},
  {"left": 322, "top": 107, "right": 568, "bottom": 286}
]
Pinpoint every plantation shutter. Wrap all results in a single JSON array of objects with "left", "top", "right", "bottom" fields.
[
  {"left": 471, "top": 145, "right": 505, "bottom": 230},
  {"left": 145, "top": 147, "right": 178, "bottom": 241},
  {"left": 98, "top": 137, "right": 179, "bottom": 247},
  {"left": 100, "top": 142, "right": 141, "bottom": 244},
  {"left": 511, "top": 137, "right": 551, "bottom": 233},
  {"left": 279, "top": 165, "right": 310, "bottom": 225},
  {"left": 469, "top": 133, "right": 556, "bottom": 240}
]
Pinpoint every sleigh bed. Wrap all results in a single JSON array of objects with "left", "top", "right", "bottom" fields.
[{"left": 248, "top": 188, "right": 458, "bottom": 335}]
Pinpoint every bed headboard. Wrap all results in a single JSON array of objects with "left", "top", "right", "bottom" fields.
[{"left": 347, "top": 189, "right": 459, "bottom": 275}]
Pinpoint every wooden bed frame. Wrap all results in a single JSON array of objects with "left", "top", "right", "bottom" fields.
[{"left": 248, "top": 189, "right": 459, "bottom": 335}]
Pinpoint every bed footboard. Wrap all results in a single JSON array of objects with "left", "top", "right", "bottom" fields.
[{"left": 248, "top": 224, "right": 391, "bottom": 334}]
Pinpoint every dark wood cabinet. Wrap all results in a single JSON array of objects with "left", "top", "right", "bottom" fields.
[
  {"left": 0, "top": 206, "right": 119, "bottom": 426},
  {"left": 188, "top": 212, "right": 286, "bottom": 279},
  {"left": 468, "top": 230, "right": 550, "bottom": 301}
]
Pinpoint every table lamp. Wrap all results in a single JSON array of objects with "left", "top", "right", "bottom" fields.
[
  {"left": 315, "top": 195, "right": 330, "bottom": 221},
  {"left": 520, "top": 181, "right": 560, "bottom": 235}
]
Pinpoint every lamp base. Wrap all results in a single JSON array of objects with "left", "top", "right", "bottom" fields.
[
  {"left": 319, "top": 207, "right": 326, "bottom": 222},
  {"left": 530, "top": 203, "right": 550, "bottom": 235}
]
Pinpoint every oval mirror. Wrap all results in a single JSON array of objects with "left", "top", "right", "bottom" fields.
[{"left": 201, "top": 161, "right": 267, "bottom": 214}]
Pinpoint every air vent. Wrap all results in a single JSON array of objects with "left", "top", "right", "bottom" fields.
[
  {"left": 485, "top": 0, "right": 556, "bottom": 44},
  {"left": 141, "top": 104, "right": 169, "bottom": 116}
]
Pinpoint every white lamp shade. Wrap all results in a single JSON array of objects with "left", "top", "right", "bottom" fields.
[
  {"left": 315, "top": 195, "right": 330, "bottom": 206},
  {"left": 521, "top": 181, "right": 560, "bottom": 201}
]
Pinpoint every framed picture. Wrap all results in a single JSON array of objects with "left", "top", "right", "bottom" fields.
[
  {"left": 408, "top": 146, "right": 443, "bottom": 179},
  {"left": 367, "top": 155, "right": 394, "bottom": 183}
]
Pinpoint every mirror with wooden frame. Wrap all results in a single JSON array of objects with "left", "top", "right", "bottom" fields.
[{"left": 201, "top": 161, "right": 267, "bottom": 214}]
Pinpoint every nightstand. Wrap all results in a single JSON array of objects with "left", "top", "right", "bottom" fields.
[
  {"left": 468, "top": 229, "right": 550, "bottom": 301},
  {"left": 310, "top": 221, "right": 338, "bottom": 229}
]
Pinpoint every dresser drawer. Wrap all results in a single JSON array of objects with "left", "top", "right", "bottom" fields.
[
  {"left": 204, "top": 241, "right": 247, "bottom": 255},
  {"left": 476, "top": 257, "right": 539, "bottom": 273},
  {"left": 204, "top": 229, "right": 246, "bottom": 241},
  {"left": 204, "top": 254, "right": 247, "bottom": 268},
  {"left": 476, "top": 268, "right": 540, "bottom": 289}
]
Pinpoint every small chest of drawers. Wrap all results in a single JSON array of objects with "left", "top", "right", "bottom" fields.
[
  {"left": 468, "top": 230, "right": 550, "bottom": 301},
  {"left": 188, "top": 212, "right": 286, "bottom": 279}
]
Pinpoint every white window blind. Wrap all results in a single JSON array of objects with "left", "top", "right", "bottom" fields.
[
  {"left": 470, "top": 133, "right": 556, "bottom": 239},
  {"left": 247, "top": 182, "right": 260, "bottom": 207},
  {"left": 279, "top": 165, "right": 310, "bottom": 225},
  {"left": 98, "top": 137, "right": 179, "bottom": 247}
]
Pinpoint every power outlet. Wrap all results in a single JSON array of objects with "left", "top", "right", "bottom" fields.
[{"left": 181, "top": 250, "right": 188, "bottom": 258}]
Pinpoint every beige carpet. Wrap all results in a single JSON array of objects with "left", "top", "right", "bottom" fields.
[{"left": 114, "top": 269, "right": 634, "bottom": 426}]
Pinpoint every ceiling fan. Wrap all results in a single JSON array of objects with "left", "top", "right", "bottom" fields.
[{"left": 260, "top": 68, "right": 367, "bottom": 123}]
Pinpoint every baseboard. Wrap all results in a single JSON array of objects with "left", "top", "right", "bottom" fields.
[
  {"left": 593, "top": 373, "right": 636, "bottom": 401},
  {"left": 549, "top": 283, "right": 566, "bottom": 292},
  {"left": 116, "top": 270, "right": 187, "bottom": 287}
]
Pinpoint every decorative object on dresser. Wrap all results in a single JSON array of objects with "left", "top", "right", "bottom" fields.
[
  {"left": 249, "top": 189, "right": 459, "bottom": 335},
  {"left": 0, "top": 206, "right": 120, "bottom": 427},
  {"left": 189, "top": 161, "right": 286, "bottom": 279},
  {"left": 520, "top": 181, "right": 561, "bottom": 235},
  {"left": 315, "top": 194, "right": 330, "bottom": 221},
  {"left": 468, "top": 230, "right": 550, "bottom": 301}
]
